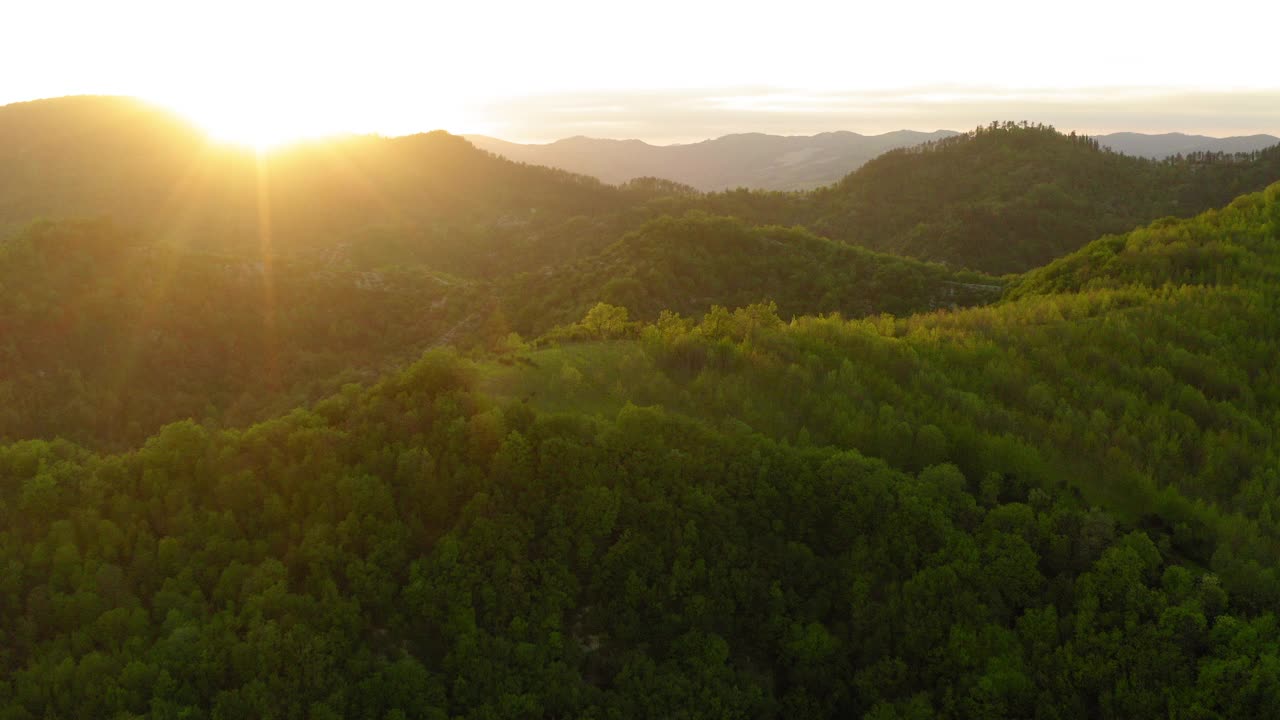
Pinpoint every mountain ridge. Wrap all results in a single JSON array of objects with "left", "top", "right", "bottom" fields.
[
  {"left": 1097, "top": 131, "right": 1280, "bottom": 158},
  {"left": 470, "top": 128, "right": 1280, "bottom": 191},
  {"left": 467, "top": 129, "right": 961, "bottom": 190}
]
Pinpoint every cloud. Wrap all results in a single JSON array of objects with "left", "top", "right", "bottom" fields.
[{"left": 470, "top": 86, "right": 1280, "bottom": 143}]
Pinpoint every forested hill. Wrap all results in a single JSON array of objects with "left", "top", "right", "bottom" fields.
[
  {"left": 8, "top": 100, "right": 1279, "bottom": 282},
  {"left": 0, "top": 96, "right": 209, "bottom": 233},
  {"left": 645, "top": 123, "right": 1280, "bottom": 275},
  {"left": 5, "top": 102, "right": 1280, "bottom": 456},
  {"left": 0, "top": 97, "right": 1010, "bottom": 451},
  {"left": 0, "top": 219, "right": 475, "bottom": 448},
  {"left": 797, "top": 122, "right": 1280, "bottom": 274},
  {"left": 0, "top": 211, "right": 998, "bottom": 450},
  {"left": 0, "top": 96, "right": 651, "bottom": 275},
  {"left": 499, "top": 213, "right": 999, "bottom": 334},
  {"left": 5, "top": 183, "right": 1280, "bottom": 717},
  {"left": 469, "top": 129, "right": 1279, "bottom": 191},
  {"left": 494, "top": 181, "right": 1280, "bottom": 545}
]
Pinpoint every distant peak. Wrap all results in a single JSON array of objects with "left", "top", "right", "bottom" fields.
[{"left": 552, "top": 135, "right": 655, "bottom": 148}]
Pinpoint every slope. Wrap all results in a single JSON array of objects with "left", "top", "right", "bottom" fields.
[
  {"left": 0, "top": 211, "right": 1006, "bottom": 450},
  {"left": 0, "top": 219, "right": 475, "bottom": 449},
  {"left": 799, "top": 122, "right": 1280, "bottom": 273},
  {"left": 0, "top": 96, "right": 653, "bottom": 277},
  {"left": 7, "top": 185, "right": 1280, "bottom": 717},
  {"left": 498, "top": 213, "right": 1001, "bottom": 334},
  {"left": 498, "top": 180, "right": 1280, "bottom": 580}
]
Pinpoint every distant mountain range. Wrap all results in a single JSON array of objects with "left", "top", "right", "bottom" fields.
[
  {"left": 1096, "top": 132, "right": 1280, "bottom": 159},
  {"left": 466, "top": 130, "right": 960, "bottom": 191},
  {"left": 468, "top": 130, "right": 1280, "bottom": 191}
]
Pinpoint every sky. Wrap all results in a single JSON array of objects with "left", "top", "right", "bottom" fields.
[{"left": 4, "top": 0, "right": 1279, "bottom": 145}]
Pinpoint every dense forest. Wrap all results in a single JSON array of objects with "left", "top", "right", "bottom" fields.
[
  {"left": 5, "top": 185, "right": 1280, "bottom": 717},
  {"left": 0, "top": 213, "right": 995, "bottom": 450},
  {"left": 806, "top": 122, "right": 1280, "bottom": 273},
  {"left": 4, "top": 95, "right": 1280, "bottom": 718},
  {"left": 666, "top": 122, "right": 1280, "bottom": 274},
  {"left": 0, "top": 97, "right": 1007, "bottom": 448},
  {"left": 0, "top": 219, "right": 473, "bottom": 448},
  {"left": 497, "top": 214, "right": 1001, "bottom": 335}
]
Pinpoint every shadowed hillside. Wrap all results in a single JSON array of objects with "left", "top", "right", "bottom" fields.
[
  {"left": 0, "top": 96, "right": 653, "bottom": 276},
  {"left": 499, "top": 213, "right": 1000, "bottom": 334},
  {"left": 799, "top": 123, "right": 1280, "bottom": 274},
  {"left": 636, "top": 123, "right": 1279, "bottom": 275}
]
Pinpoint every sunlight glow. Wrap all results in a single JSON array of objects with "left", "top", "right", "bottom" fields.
[
  {"left": 193, "top": 111, "right": 307, "bottom": 151},
  {"left": 3, "top": 0, "right": 1277, "bottom": 143},
  {"left": 166, "top": 93, "right": 464, "bottom": 150},
  {"left": 195, "top": 111, "right": 303, "bottom": 150}
]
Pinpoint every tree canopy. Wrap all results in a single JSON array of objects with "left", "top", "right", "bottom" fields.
[{"left": 5, "top": 97, "right": 1280, "bottom": 718}]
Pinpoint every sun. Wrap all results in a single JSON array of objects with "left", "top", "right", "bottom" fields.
[
  {"left": 163, "top": 94, "right": 347, "bottom": 151},
  {"left": 186, "top": 106, "right": 322, "bottom": 151},
  {"left": 158, "top": 90, "right": 470, "bottom": 152},
  {"left": 198, "top": 116, "right": 298, "bottom": 151},
  {"left": 208, "top": 115, "right": 300, "bottom": 150}
]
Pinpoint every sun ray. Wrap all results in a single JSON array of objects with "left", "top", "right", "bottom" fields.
[
  {"left": 100, "top": 144, "right": 227, "bottom": 422},
  {"left": 255, "top": 151, "right": 281, "bottom": 390}
]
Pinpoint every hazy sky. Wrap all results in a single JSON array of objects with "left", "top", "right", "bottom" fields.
[{"left": 5, "top": 0, "right": 1279, "bottom": 145}]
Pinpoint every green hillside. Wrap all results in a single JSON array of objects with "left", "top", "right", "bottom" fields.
[
  {"left": 660, "top": 123, "right": 1280, "bottom": 275},
  {"left": 494, "top": 182, "right": 1280, "bottom": 548},
  {"left": 0, "top": 211, "right": 1004, "bottom": 450},
  {"left": 0, "top": 99, "right": 1015, "bottom": 450},
  {"left": 5, "top": 177, "right": 1280, "bottom": 717},
  {"left": 499, "top": 213, "right": 1001, "bottom": 335},
  {"left": 7, "top": 96, "right": 1280, "bottom": 719},
  {"left": 804, "top": 122, "right": 1280, "bottom": 274}
]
